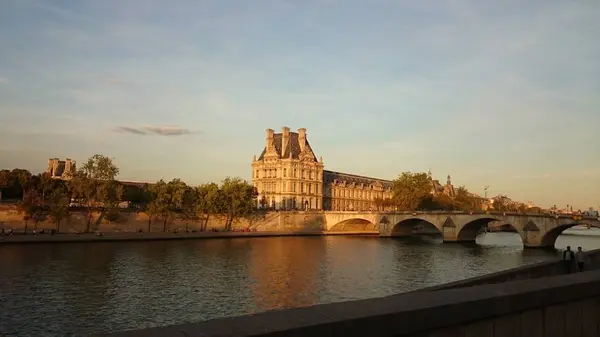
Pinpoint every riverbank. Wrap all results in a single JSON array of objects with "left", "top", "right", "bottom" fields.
[{"left": 0, "top": 230, "right": 380, "bottom": 244}]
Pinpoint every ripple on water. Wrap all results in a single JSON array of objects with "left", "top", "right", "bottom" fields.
[{"left": 2, "top": 234, "right": 599, "bottom": 336}]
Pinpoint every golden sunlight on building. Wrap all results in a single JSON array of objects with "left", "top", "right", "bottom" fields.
[{"left": 251, "top": 127, "right": 392, "bottom": 211}]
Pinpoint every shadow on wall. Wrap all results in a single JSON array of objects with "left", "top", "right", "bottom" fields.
[
  {"left": 329, "top": 218, "right": 376, "bottom": 231},
  {"left": 392, "top": 218, "right": 441, "bottom": 236}
]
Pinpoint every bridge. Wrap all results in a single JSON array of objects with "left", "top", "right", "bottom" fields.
[{"left": 283, "top": 211, "right": 600, "bottom": 248}]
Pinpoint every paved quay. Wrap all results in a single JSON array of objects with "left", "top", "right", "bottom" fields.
[{"left": 0, "top": 230, "right": 379, "bottom": 244}]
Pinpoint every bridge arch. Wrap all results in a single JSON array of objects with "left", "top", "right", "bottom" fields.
[
  {"left": 457, "top": 217, "right": 522, "bottom": 243},
  {"left": 329, "top": 218, "right": 376, "bottom": 231},
  {"left": 392, "top": 218, "right": 441, "bottom": 237},
  {"left": 540, "top": 221, "right": 600, "bottom": 248}
]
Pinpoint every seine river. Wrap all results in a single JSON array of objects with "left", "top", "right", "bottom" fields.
[{"left": 1, "top": 233, "right": 599, "bottom": 337}]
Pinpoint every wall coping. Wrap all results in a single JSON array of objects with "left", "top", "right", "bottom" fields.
[{"left": 99, "top": 270, "right": 600, "bottom": 337}]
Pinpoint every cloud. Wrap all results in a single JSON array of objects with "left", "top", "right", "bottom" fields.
[
  {"left": 0, "top": 77, "right": 8, "bottom": 84},
  {"left": 113, "top": 125, "right": 196, "bottom": 136}
]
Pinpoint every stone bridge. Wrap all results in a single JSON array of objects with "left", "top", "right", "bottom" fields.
[{"left": 318, "top": 211, "right": 600, "bottom": 248}]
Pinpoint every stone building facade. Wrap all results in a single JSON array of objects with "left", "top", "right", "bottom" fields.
[
  {"left": 46, "top": 158, "right": 76, "bottom": 179},
  {"left": 251, "top": 127, "right": 392, "bottom": 211}
]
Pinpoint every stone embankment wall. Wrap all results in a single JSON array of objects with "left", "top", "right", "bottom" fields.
[{"left": 0, "top": 206, "right": 329, "bottom": 233}]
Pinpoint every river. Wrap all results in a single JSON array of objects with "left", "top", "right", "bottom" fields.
[{"left": 1, "top": 233, "right": 599, "bottom": 337}]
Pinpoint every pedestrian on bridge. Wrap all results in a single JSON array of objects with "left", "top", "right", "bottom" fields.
[
  {"left": 563, "top": 246, "right": 575, "bottom": 274},
  {"left": 576, "top": 247, "right": 587, "bottom": 272}
]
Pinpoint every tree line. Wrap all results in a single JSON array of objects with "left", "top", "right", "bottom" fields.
[
  {"left": 0, "top": 154, "right": 259, "bottom": 233},
  {"left": 384, "top": 172, "right": 543, "bottom": 213},
  {"left": 0, "top": 157, "right": 545, "bottom": 233}
]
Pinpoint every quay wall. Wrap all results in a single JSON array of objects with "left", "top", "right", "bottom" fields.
[
  {"left": 0, "top": 206, "right": 328, "bottom": 233},
  {"left": 100, "top": 270, "right": 600, "bottom": 337}
]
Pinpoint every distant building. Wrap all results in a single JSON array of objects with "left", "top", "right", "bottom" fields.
[
  {"left": 429, "top": 171, "right": 456, "bottom": 197},
  {"left": 46, "top": 158, "right": 76, "bottom": 179},
  {"left": 251, "top": 127, "right": 392, "bottom": 211}
]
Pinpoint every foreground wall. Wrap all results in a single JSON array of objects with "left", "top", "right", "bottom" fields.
[{"left": 100, "top": 270, "right": 600, "bottom": 337}]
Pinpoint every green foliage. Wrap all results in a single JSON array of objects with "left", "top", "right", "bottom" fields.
[
  {"left": 0, "top": 169, "right": 9, "bottom": 203},
  {"left": 180, "top": 187, "right": 199, "bottom": 230},
  {"left": 195, "top": 182, "right": 220, "bottom": 231},
  {"left": 218, "top": 177, "right": 257, "bottom": 230},
  {"left": 391, "top": 172, "right": 432, "bottom": 211},
  {"left": 17, "top": 188, "right": 44, "bottom": 232},
  {"left": 68, "top": 154, "right": 120, "bottom": 232},
  {"left": 48, "top": 187, "right": 70, "bottom": 232},
  {"left": 80, "top": 154, "right": 119, "bottom": 181},
  {"left": 391, "top": 171, "right": 485, "bottom": 212}
]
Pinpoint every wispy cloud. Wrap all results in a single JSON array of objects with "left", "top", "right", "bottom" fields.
[{"left": 113, "top": 125, "right": 197, "bottom": 136}]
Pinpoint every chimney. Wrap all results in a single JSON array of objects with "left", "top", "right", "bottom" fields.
[
  {"left": 281, "top": 126, "right": 290, "bottom": 157},
  {"left": 298, "top": 128, "right": 306, "bottom": 152},
  {"left": 265, "top": 128, "right": 274, "bottom": 150},
  {"left": 64, "top": 158, "right": 72, "bottom": 175},
  {"left": 52, "top": 158, "right": 59, "bottom": 176},
  {"left": 47, "top": 158, "right": 54, "bottom": 175}
]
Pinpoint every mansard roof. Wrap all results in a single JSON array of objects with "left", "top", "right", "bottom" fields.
[
  {"left": 257, "top": 132, "right": 318, "bottom": 161},
  {"left": 323, "top": 170, "right": 393, "bottom": 189}
]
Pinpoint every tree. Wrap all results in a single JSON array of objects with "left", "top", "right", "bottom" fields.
[
  {"left": 0, "top": 169, "right": 9, "bottom": 204},
  {"left": 68, "top": 154, "right": 119, "bottom": 232},
  {"left": 17, "top": 189, "right": 43, "bottom": 233},
  {"left": 180, "top": 187, "right": 198, "bottom": 231},
  {"left": 13, "top": 169, "right": 32, "bottom": 201},
  {"left": 146, "top": 180, "right": 168, "bottom": 232},
  {"left": 391, "top": 172, "right": 432, "bottom": 211},
  {"left": 454, "top": 186, "right": 480, "bottom": 212},
  {"left": 196, "top": 182, "right": 220, "bottom": 231},
  {"left": 48, "top": 187, "right": 70, "bottom": 232},
  {"left": 38, "top": 172, "right": 56, "bottom": 203},
  {"left": 99, "top": 180, "right": 124, "bottom": 223},
  {"left": 219, "top": 177, "right": 256, "bottom": 231},
  {"left": 152, "top": 179, "right": 187, "bottom": 232}
]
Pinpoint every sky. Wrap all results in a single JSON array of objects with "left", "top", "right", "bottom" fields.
[{"left": 0, "top": 0, "right": 598, "bottom": 209}]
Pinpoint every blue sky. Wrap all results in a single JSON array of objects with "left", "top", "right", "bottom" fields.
[{"left": 0, "top": 0, "right": 598, "bottom": 209}]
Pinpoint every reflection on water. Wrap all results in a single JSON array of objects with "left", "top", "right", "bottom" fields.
[{"left": 1, "top": 233, "right": 599, "bottom": 337}]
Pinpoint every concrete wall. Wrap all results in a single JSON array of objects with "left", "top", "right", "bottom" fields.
[{"left": 100, "top": 270, "right": 600, "bottom": 337}]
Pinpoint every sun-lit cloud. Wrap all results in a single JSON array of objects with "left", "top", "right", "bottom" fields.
[{"left": 113, "top": 125, "right": 197, "bottom": 136}]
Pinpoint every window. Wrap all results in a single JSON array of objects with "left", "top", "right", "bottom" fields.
[
  {"left": 284, "top": 168, "right": 287, "bottom": 177},
  {"left": 294, "top": 168, "right": 297, "bottom": 177},
  {"left": 283, "top": 182, "right": 287, "bottom": 191},
  {"left": 308, "top": 184, "right": 312, "bottom": 194},
  {"left": 301, "top": 183, "right": 304, "bottom": 193}
]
